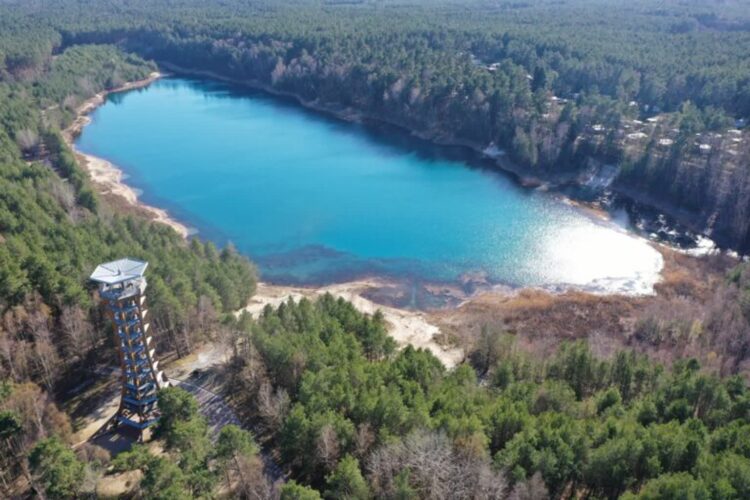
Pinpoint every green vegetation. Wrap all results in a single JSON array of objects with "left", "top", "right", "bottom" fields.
[
  {"left": 0, "top": 39, "right": 256, "bottom": 376},
  {"left": 28, "top": 436, "right": 85, "bottom": 499},
  {"left": 0, "top": 29, "right": 255, "bottom": 499},
  {"left": 22, "top": 295, "right": 744, "bottom": 497},
  {"left": 112, "top": 388, "right": 268, "bottom": 498},
  {"left": 224, "top": 296, "right": 750, "bottom": 498},
  {"left": 281, "top": 481, "right": 324, "bottom": 500},
  {"left": 324, "top": 455, "right": 370, "bottom": 499}
]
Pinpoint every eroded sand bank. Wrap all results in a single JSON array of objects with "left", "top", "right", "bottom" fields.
[{"left": 62, "top": 72, "right": 191, "bottom": 238}]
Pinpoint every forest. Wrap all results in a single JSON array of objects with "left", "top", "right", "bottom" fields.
[
  {"left": 1, "top": 0, "right": 750, "bottom": 498},
  {"left": 0, "top": 35, "right": 257, "bottom": 497},
  {"left": 20, "top": 297, "right": 750, "bottom": 498}
]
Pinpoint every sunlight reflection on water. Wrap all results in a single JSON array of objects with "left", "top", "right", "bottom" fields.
[{"left": 76, "top": 77, "right": 664, "bottom": 295}]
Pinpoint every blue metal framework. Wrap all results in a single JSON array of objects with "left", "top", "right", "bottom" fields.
[{"left": 90, "top": 259, "right": 168, "bottom": 433}]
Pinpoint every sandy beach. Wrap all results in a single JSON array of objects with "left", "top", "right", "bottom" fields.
[{"left": 62, "top": 71, "right": 191, "bottom": 238}]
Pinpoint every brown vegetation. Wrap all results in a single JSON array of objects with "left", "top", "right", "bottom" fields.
[
  {"left": 0, "top": 383, "right": 73, "bottom": 491},
  {"left": 431, "top": 247, "right": 748, "bottom": 377},
  {"left": 368, "top": 430, "right": 508, "bottom": 499}
]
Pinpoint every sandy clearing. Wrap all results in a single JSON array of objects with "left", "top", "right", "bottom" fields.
[{"left": 240, "top": 281, "right": 465, "bottom": 368}]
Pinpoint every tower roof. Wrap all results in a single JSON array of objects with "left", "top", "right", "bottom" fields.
[{"left": 90, "top": 258, "right": 148, "bottom": 285}]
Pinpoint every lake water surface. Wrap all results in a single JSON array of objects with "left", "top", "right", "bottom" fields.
[{"left": 76, "top": 77, "right": 662, "bottom": 294}]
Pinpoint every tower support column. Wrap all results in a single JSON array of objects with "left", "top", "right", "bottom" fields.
[{"left": 90, "top": 258, "right": 168, "bottom": 434}]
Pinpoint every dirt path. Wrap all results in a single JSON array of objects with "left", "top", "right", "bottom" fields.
[
  {"left": 167, "top": 375, "right": 284, "bottom": 480},
  {"left": 72, "top": 343, "right": 233, "bottom": 447},
  {"left": 72, "top": 341, "right": 284, "bottom": 492},
  {"left": 70, "top": 383, "right": 121, "bottom": 448},
  {"left": 241, "top": 281, "right": 465, "bottom": 368}
]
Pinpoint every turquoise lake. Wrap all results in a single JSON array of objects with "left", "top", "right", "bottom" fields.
[{"left": 75, "top": 77, "right": 663, "bottom": 293}]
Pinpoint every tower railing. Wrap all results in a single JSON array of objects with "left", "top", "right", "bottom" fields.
[{"left": 90, "top": 259, "right": 168, "bottom": 435}]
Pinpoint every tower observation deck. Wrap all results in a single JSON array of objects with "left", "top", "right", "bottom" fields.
[{"left": 90, "top": 258, "right": 168, "bottom": 432}]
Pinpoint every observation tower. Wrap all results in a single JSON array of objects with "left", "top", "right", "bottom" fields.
[{"left": 90, "top": 258, "right": 168, "bottom": 432}]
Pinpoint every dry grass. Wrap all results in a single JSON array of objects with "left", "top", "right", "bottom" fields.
[
  {"left": 429, "top": 247, "right": 738, "bottom": 365},
  {"left": 654, "top": 247, "right": 734, "bottom": 300},
  {"left": 432, "top": 290, "right": 638, "bottom": 350}
]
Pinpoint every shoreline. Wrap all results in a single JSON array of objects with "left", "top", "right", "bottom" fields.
[
  {"left": 159, "top": 63, "right": 557, "bottom": 189},
  {"left": 162, "top": 64, "right": 729, "bottom": 248},
  {"left": 158, "top": 64, "right": 674, "bottom": 227},
  {"left": 241, "top": 240, "right": 715, "bottom": 370},
  {"left": 162, "top": 63, "right": 750, "bottom": 256},
  {"left": 70, "top": 69, "right": 671, "bottom": 297},
  {"left": 60, "top": 71, "right": 737, "bottom": 372},
  {"left": 62, "top": 71, "right": 192, "bottom": 239}
]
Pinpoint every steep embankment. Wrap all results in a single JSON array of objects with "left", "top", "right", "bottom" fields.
[{"left": 60, "top": 71, "right": 191, "bottom": 238}]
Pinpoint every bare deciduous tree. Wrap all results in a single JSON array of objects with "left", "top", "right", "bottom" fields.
[
  {"left": 354, "top": 422, "right": 376, "bottom": 460},
  {"left": 0, "top": 328, "right": 16, "bottom": 381},
  {"left": 77, "top": 77, "right": 95, "bottom": 97},
  {"left": 470, "top": 325, "right": 510, "bottom": 377},
  {"left": 368, "top": 430, "right": 508, "bottom": 499},
  {"left": 196, "top": 295, "right": 218, "bottom": 338},
  {"left": 59, "top": 305, "right": 94, "bottom": 364},
  {"left": 27, "top": 309, "right": 59, "bottom": 392},
  {"left": 62, "top": 94, "right": 78, "bottom": 111},
  {"left": 15, "top": 128, "right": 39, "bottom": 153},
  {"left": 234, "top": 454, "right": 274, "bottom": 500},
  {"left": 256, "top": 381, "right": 289, "bottom": 434},
  {"left": 315, "top": 424, "right": 340, "bottom": 474},
  {"left": 705, "top": 285, "right": 750, "bottom": 374},
  {"left": 509, "top": 472, "right": 549, "bottom": 500},
  {"left": 49, "top": 179, "right": 76, "bottom": 213}
]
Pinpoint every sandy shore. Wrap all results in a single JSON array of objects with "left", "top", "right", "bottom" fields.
[
  {"left": 62, "top": 72, "right": 191, "bottom": 238},
  {"left": 240, "top": 280, "right": 466, "bottom": 368}
]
